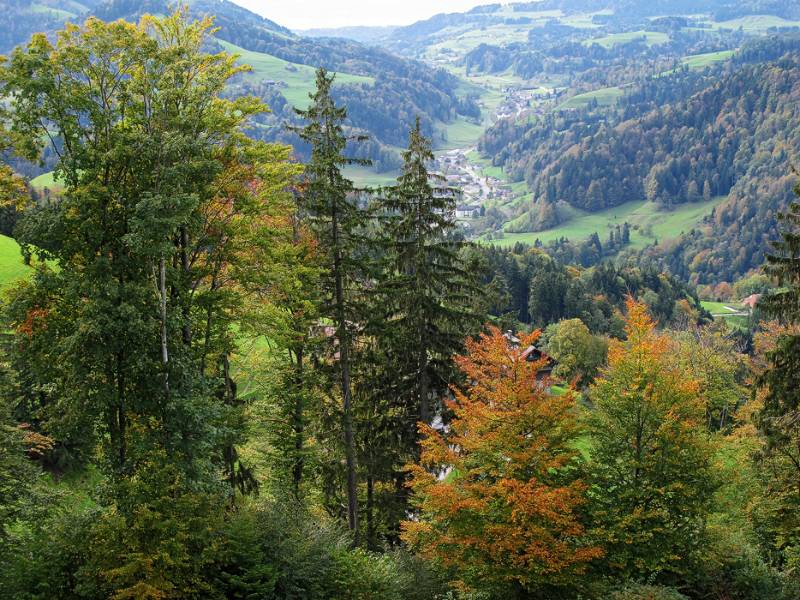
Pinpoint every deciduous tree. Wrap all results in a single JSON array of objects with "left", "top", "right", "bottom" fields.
[
  {"left": 403, "top": 327, "right": 601, "bottom": 595},
  {"left": 587, "top": 298, "right": 716, "bottom": 579}
]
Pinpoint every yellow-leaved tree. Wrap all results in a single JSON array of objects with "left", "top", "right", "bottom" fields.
[{"left": 587, "top": 298, "right": 716, "bottom": 579}]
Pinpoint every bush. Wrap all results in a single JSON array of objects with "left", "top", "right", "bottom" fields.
[{"left": 610, "top": 584, "right": 688, "bottom": 600}]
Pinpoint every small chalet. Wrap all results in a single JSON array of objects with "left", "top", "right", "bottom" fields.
[
  {"left": 503, "top": 330, "right": 557, "bottom": 380},
  {"left": 741, "top": 294, "right": 761, "bottom": 312}
]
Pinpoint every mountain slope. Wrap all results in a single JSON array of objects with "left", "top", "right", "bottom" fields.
[
  {"left": 480, "top": 37, "right": 800, "bottom": 285},
  {"left": 1, "top": 0, "right": 479, "bottom": 170}
]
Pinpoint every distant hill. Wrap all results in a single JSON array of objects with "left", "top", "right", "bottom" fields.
[
  {"left": 298, "top": 26, "right": 397, "bottom": 44},
  {"left": 480, "top": 36, "right": 800, "bottom": 285},
  {"left": 0, "top": 0, "right": 479, "bottom": 172}
]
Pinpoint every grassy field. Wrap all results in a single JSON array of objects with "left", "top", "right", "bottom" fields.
[
  {"left": 709, "top": 15, "right": 800, "bottom": 33},
  {"left": 486, "top": 196, "right": 725, "bottom": 248},
  {"left": 342, "top": 165, "right": 399, "bottom": 188},
  {"left": 424, "top": 24, "right": 532, "bottom": 58},
  {"left": 559, "top": 86, "right": 624, "bottom": 109},
  {"left": 0, "top": 235, "right": 31, "bottom": 289},
  {"left": 701, "top": 301, "right": 750, "bottom": 330},
  {"left": 681, "top": 50, "right": 735, "bottom": 69},
  {"left": 30, "top": 3, "right": 76, "bottom": 19},
  {"left": 435, "top": 117, "right": 487, "bottom": 151},
  {"left": 218, "top": 40, "right": 374, "bottom": 109},
  {"left": 701, "top": 301, "right": 745, "bottom": 315},
  {"left": 585, "top": 30, "right": 669, "bottom": 48},
  {"left": 30, "top": 171, "right": 63, "bottom": 192},
  {"left": 465, "top": 150, "right": 509, "bottom": 181}
]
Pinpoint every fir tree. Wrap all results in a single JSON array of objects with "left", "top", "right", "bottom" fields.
[
  {"left": 757, "top": 178, "right": 800, "bottom": 555},
  {"left": 366, "top": 118, "right": 479, "bottom": 541},
  {"left": 380, "top": 117, "right": 477, "bottom": 430},
  {"left": 294, "top": 68, "right": 370, "bottom": 536}
]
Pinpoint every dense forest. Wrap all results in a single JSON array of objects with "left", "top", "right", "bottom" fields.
[
  {"left": 477, "top": 37, "right": 800, "bottom": 287},
  {"left": 3, "top": 6, "right": 800, "bottom": 600}
]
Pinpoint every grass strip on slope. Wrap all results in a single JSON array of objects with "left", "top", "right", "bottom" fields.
[
  {"left": 218, "top": 40, "right": 374, "bottom": 109},
  {"left": 0, "top": 235, "right": 31, "bottom": 289},
  {"left": 30, "top": 171, "right": 63, "bottom": 192},
  {"left": 559, "top": 86, "right": 624, "bottom": 109},
  {"left": 709, "top": 15, "right": 800, "bottom": 33},
  {"left": 485, "top": 196, "right": 725, "bottom": 249},
  {"left": 584, "top": 30, "right": 669, "bottom": 49}
]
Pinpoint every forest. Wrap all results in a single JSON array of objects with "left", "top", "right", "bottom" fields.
[
  {"left": 2, "top": 8, "right": 800, "bottom": 600},
  {"left": 477, "top": 36, "right": 800, "bottom": 288}
]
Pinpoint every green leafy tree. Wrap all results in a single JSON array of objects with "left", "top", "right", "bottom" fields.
[
  {"left": 0, "top": 10, "right": 286, "bottom": 492},
  {"left": 543, "top": 318, "right": 608, "bottom": 386},
  {"left": 587, "top": 299, "right": 716, "bottom": 579}
]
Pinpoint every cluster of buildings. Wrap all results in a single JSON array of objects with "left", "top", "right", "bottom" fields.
[{"left": 434, "top": 149, "right": 515, "bottom": 226}]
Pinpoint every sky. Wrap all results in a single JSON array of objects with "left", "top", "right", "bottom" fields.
[{"left": 233, "top": 0, "right": 486, "bottom": 30}]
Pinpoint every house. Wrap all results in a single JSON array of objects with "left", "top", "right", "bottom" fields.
[
  {"left": 521, "top": 345, "right": 556, "bottom": 379},
  {"left": 503, "top": 330, "right": 557, "bottom": 379},
  {"left": 741, "top": 294, "right": 761, "bottom": 312}
]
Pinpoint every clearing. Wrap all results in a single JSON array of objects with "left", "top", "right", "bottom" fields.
[
  {"left": 485, "top": 196, "right": 726, "bottom": 249},
  {"left": 584, "top": 30, "right": 669, "bottom": 48},
  {"left": 218, "top": 40, "right": 374, "bottom": 109}
]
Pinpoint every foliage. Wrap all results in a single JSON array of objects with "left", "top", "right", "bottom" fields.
[
  {"left": 294, "top": 68, "right": 369, "bottom": 533},
  {"left": 479, "top": 245, "right": 705, "bottom": 333},
  {"left": 542, "top": 318, "right": 608, "bottom": 386},
  {"left": 609, "top": 584, "right": 688, "bottom": 600},
  {"left": 403, "top": 327, "right": 602, "bottom": 595},
  {"left": 755, "top": 179, "right": 800, "bottom": 562},
  {"left": 586, "top": 298, "right": 717, "bottom": 580},
  {"left": 671, "top": 322, "right": 749, "bottom": 431}
]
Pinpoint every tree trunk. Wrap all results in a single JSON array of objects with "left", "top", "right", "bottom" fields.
[
  {"left": 292, "top": 347, "right": 305, "bottom": 498},
  {"left": 160, "top": 257, "right": 169, "bottom": 396},
  {"left": 366, "top": 472, "right": 375, "bottom": 550},
  {"left": 332, "top": 206, "right": 359, "bottom": 540},
  {"left": 179, "top": 226, "right": 191, "bottom": 346}
]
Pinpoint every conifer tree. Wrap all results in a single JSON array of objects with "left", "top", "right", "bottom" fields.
[
  {"left": 294, "top": 69, "right": 369, "bottom": 535},
  {"left": 757, "top": 179, "right": 800, "bottom": 555},
  {"left": 379, "top": 117, "right": 477, "bottom": 432}
]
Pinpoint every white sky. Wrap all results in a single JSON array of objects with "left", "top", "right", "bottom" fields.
[{"left": 233, "top": 0, "right": 487, "bottom": 30}]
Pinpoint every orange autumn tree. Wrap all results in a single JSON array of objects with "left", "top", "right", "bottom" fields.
[{"left": 402, "top": 327, "right": 602, "bottom": 594}]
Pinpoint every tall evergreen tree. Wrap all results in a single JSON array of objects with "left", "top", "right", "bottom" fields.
[
  {"left": 757, "top": 178, "right": 800, "bottom": 557},
  {"left": 380, "top": 117, "right": 477, "bottom": 432},
  {"left": 294, "top": 69, "right": 369, "bottom": 536},
  {"left": 358, "top": 118, "right": 479, "bottom": 544}
]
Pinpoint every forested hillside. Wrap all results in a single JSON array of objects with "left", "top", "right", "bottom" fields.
[
  {"left": 476, "top": 37, "right": 800, "bottom": 287},
  {"left": 0, "top": 0, "right": 479, "bottom": 172}
]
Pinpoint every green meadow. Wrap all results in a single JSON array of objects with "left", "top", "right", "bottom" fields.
[
  {"left": 486, "top": 196, "right": 726, "bottom": 249},
  {"left": 585, "top": 30, "right": 669, "bottom": 49},
  {"left": 559, "top": 86, "right": 624, "bottom": 109},
  {"left": 709, "top": 14, "right": 800, "bottom": 33},
  {"left": 218, "top": 40, "right": 374, "bottom": 109},
  {"left": 0, "top": 235, "right": 31, "bottom": 288}
]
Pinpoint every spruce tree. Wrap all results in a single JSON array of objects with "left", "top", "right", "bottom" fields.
[
  {"left": 757, "top": 179, "right": 800, "bottom": 553},
  {"left": 294, "top": 69, "right": 369, "bottom": 536},
  {"left": 381, "top": 117, "right": 478, "bottom": 429},
  {"left": 350, "top": 118, "right": 481, "bottom": 543}
]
